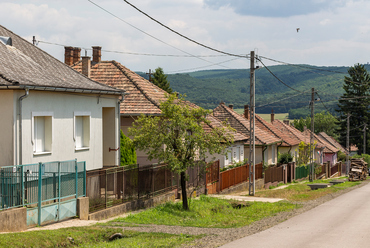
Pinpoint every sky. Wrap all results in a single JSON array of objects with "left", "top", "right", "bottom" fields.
[{"left": 1, "top": 0, "right": 370, "bottom": 74}]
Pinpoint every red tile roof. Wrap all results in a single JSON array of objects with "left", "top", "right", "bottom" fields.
[
  {"left": 271, "top": 120, "right": 302, "bottom": 146},
  {"left": 205, "top": 115, "right": 248, "bottom": 143},
  {"left": 213, "top": 103, "right": 282, "bottom": 145},
  {"left": 72, "top": 60, "right": 168, "bottom": 115},
  {"left": 318, "top": 132, "right": 347, "bottom": 154}
]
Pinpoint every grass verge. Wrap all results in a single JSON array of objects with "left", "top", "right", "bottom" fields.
[
  {"left": 0, "top": 227, "right": 199, "bottom": 248},
  {"left": 255, "top": 178, "right": 362, "bottom": 202},
  {"left": 103, "top": 195, "right": 299, "bottom": 228}
]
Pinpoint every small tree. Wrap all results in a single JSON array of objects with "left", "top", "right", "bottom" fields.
[
  {"left": 277, "top": 152, "right": 293, "bottom": 164},
  {"left": 296, "top": 141, "right": 317, "bottom": 166},
  {"left": 152, "top": 67, "right": 172, "bottom": 94},
  {"left": 120, "top": 130, "right": 137, "bottom": 166},
  {"left": 129, "top": 93, "right": 233, "bottom": 210}
]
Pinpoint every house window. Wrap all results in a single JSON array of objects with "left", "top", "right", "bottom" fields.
[
  {"left": 225, "top": 150, "right": 232, "bottom": 166},
  {"left": 271, "top": 144, "right": 276, "bottom": 164},
  {"left": 32, "top": 113, "right": 53, "bottom": 154},
  {"left": 234, "top": 147, "right": 240, "bottom": 163},
  {"left": 74, "top": 113, "right": 90, "bottom": 150}
]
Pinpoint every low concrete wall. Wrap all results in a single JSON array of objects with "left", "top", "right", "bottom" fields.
[
  {"left": 217, "top": 178, "right": 264, "bottom": 195},
  {"left": 88, "top": 190, "right": 176, "bottom": 221},
  {"left": 0, "top": 207, "right": 27, "bottom": 232}
]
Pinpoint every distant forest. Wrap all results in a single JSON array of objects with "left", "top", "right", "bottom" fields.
[{"left": 137, "top": 64, "right": 370, "bottom": 119}]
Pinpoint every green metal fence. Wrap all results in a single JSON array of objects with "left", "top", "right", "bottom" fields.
[
  {"left": 295, "top": 165, "right": 309, "bottom": 180},
  {"left": 0, "top": 160, "right": 86, "bottom": 226}
]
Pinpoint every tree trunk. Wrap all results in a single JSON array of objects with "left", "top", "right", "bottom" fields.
[{"left": 180, "top": 171, "right": 189, "bottom": 210}]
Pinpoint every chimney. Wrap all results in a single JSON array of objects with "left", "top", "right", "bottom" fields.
[
  {"left": 81, "top": 56, "right": 91, "bottom": 78},
  {"left": 64, "top": 46, "right": 74, "bottom": 66},
  {"left": 72, "top": 47, "right": 81, "bottom": 64},
  {"left": 283, "top": 120, "right": 290, "bottom": 125},
  {"left": 229, "top": 104, "right": 233, "bottom": 110},
  {"left": 271, "top": 109, "right": 275, "bottom": 123},
  {"left": 92, "top": 46, "right": 102, "bottom": 63},
  {"left": 244, "top": 105, "right": 249, "bottom": 119}
]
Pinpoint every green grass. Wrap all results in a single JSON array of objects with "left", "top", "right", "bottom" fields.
[
  {"left": 233, "top": 110, "right": 289, "bottom": 122},
  {"left": 255, "top": 178, "right": 361, "bottom": 202},
  {"left": 104, "top": 195, "right": 299, "bottom": 228},
  {"left": 0, "top": 227, "right": 199, "bottom": 248}
]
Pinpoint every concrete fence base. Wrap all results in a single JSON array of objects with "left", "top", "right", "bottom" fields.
[
  {"left": 88, "top": 190, "right": 176, "bottom": 221},
  {"left": 0, "top": 207, "right": 27, "bottom": 232}
]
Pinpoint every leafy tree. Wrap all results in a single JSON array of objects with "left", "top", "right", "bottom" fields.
[
  {"left": 120, "top": 130, "right": 137, "bottom": 166},
  {"left": 293, "top": 111, "right": 339, "bottom": 139},
  {"left": 296, "top": 141, "right": 316, "bottom": 166},
  {"left": 152, "top": 67, "right": 172, "bottom": 94},
  {"left": 129, "top": 94, "right": 234, "bottom": 210},
  {"left": 336, "top": 64, "right": 370, "bottom": 154}
]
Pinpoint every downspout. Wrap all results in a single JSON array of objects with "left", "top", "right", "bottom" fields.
[
  {"left": 117, "top": 92, "right": 126, "bottom": 166},
  {"left": 18, "top": 88, "right": 29, "bottom": 165},
  {"left": 262, "top": 145, "right": 267, "bottom": 165}
]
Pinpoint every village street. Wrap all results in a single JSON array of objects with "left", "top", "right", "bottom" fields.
[{"left": 221, "top": 181, "right": 370, "bottom": 248}]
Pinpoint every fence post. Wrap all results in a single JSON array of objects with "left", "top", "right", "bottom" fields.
[
  {"left": 75, "top": 159, "right": 78, "bottom": 199},
  {"left": 38, "top": 162, "right": 42, "bottom": 226},
  {"left": 21, "top": 165, "right": 24, "bottom": 206},
  {"left": 105, "top": 169, "right": 107, "bottom": 209},
  {"left": 83, "top": 162, "right": 86, "bottom": 196},
  {"left": 58, "top": 162, "right": 61, "bottom": 221}
]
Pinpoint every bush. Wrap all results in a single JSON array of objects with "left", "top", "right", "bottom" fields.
[
  {"left": 278, "top": 152, "right": 293, "bottom": 164},
  {"left": 120, "top": 130, "right": 137, "bottom": 166}
]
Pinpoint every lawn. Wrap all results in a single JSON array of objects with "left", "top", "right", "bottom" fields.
[
  {"left": 255, "top": 178, "right": 361, "bottom": 202},
  {"left": 0, "top": 227, "right": 199, "bottom": 248},
  {"left": 233, "top": 109, "right": 289, "bottom": 122},
  {"left": 103, "top": 195, "right": 299, "bottom": 228}
]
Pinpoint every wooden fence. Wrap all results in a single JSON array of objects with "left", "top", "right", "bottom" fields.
[{"left": 264, "top": 166, "right": 284, "bottom": 184}]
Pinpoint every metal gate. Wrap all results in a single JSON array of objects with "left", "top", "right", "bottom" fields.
[{"left": 0, "top": 160, "right": 86, "bottom": 227}]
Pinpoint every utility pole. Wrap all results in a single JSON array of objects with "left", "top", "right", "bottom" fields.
[
  {"left": 346, "top": 113, "right": 350, "bottom": 175},
  {"left": 363, "top": 123, "right": 367, "bottom": 154},
  {"left": 249, "top": 51, "right": 256, "bottom": 196},
  {"left": 146, "top": 69, "right": 153, "bottom": 82},
  {"left": 310, "top": 88, "right": 315, "bottom": 182}
]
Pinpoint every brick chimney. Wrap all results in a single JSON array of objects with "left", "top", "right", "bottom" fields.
[
  {"left": 271, "top": 109, "right": 275, "bottom": 123},
  {"left": 283, "top": 120, "right": 290, "bottom": 125},
  {"left": 72, "top": 47, "right": 81, "bottom": 64},
  {"left": 64, "top": 46, "right": 74, "bottom": 66},
  {"left": 244, "top": 105, "right": 249, "bottom": 119},
  {"left": 229, "top": 104, "right": 233, "bottom": 110},
  {"left": 92, "top": 46, "right": 101, "bottom": 63},
  {"left": 81, "top": 56, "right": 91, "bottom": 78}
]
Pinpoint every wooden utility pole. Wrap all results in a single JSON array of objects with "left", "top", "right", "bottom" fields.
[
  {"left": 310, "top": 88, "right": 314, "bottom": 182},
  {"left": 249, "top": 51, "right": 255, "bottom": 196},
  {"left": 346, "top": 113, "right": 350, "bottom": 175},
  {"left": 146, "top": 69, "right": 153, "bottom": 82},
  {"left": 363, "top": 123, "right": 367, "bottom": 154}
]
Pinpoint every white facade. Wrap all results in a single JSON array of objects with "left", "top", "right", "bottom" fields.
[{"left": 0, "top": 90, "right": 120, "bottom": 171}]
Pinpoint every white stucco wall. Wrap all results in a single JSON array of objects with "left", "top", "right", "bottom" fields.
[
  {"left": 206, "top": 142, "right": 245, "bottom": 169},
  {"left": 0, "top": 90, "right": 15, "bottom": 166},
  {"left": 14, "top": 90, "right": 119, "bottom": 171}
]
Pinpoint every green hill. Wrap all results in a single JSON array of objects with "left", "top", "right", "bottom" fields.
[{"left": 137, "top": 64, "right": 370, "bottom": 119}]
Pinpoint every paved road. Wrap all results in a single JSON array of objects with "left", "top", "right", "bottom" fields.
[{"left": 221, "top": 182, "right": 370, "bottom": 248}]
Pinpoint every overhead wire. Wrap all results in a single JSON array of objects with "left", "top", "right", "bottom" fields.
[
  {"left": 87, "top": 0, "right": 234, "bottom": 69},
  {"left": 122, "top": 0, "right": 247, "bottom": 59}
]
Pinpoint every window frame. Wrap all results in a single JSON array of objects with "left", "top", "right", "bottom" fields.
[
  {"left": 74, "top": 112, "right": 91, "bottom": 151},
  {"left": 31, "top": 112, "right": 53, "bottom": 155}
]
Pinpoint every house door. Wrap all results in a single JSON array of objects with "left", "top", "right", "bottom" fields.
[{"left": 102, "top": 107, "right": 116, "bottom": 167}]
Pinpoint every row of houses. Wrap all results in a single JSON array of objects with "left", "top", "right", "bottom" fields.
[{"left": 0, "top": 25, "right": 346, "bottom": 173}]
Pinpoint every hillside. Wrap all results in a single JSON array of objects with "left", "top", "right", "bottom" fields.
[{"left": 137, "top": 64, "right": 370, "bottom": 119}]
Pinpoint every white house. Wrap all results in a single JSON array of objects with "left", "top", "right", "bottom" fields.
[{"left": 0, "top": 25, "right": 125, "bottom": 170}]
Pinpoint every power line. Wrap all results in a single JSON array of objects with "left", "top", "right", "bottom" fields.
[
  {"left": 122, "top": 0, "right": 247, "bottom": 59},
  {"left": 257, "top": 57, "right": 305, "bottom": 93},
  {"left": 37, "top": 40, "right": 232, "bottom": 58},
  {"left": 87, "top": 0, "right": 232, "bottom": 69}
]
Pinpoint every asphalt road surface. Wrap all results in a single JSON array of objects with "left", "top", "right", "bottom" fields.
[{"left": 221, "top": 182, "right": 370, "bottom": 248}]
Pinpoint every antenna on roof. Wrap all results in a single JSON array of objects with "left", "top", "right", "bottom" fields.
[{"left": 84, "top": 49, "right": 87, "bottom": 56}]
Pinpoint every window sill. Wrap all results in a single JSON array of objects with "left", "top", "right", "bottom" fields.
[
  {"left": 75, "top": 147, "right": 90, "bottom": 151},
  {"left": 33, "top": 151, "right": 52, "bottom": 156}
]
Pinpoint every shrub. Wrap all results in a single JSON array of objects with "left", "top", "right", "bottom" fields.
[{"left": 278, "top": 152, "right": 293, "bottom": 164}]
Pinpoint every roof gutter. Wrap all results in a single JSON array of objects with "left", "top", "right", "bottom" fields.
[
  {"left": 0, "top": 85, "right": 124, "bottom": 95},
  {"left": 18, "top": 88, "right": 29, "bottom": 165}
]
